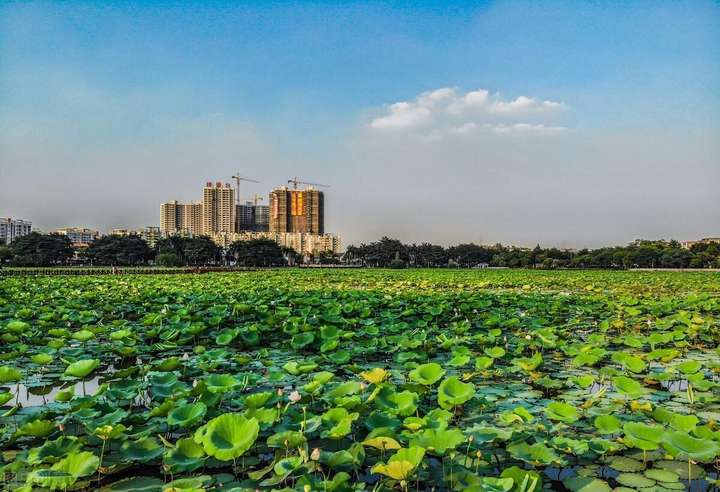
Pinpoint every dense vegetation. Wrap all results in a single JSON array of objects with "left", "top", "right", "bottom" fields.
[
  {"left": 2, "top": 233, "right": 719, "bottom": 269},
  {"left": 346, "top": 238, "right": 720, "bottom": 269},
  {"left": 0, "top": 269, "right": 718, "bottom": 491}
]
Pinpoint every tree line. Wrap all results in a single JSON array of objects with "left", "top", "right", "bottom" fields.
[
  {"left": 2, "top": 232, "right": 718, "bottom": 269},
  {"left": 344, "top": 237, "right": 720, "bottom": 269},
  {"left": 0, "top": 233, "right": 290, "bottom": 267}
]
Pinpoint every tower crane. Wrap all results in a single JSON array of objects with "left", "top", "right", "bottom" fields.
[
  {"left": 287, "top": 177, "right": 330, "bottom": 189},
  {"left": 251, "top": 194, "right": 264, "bottom": 206},
  {"left": 231, "top": 174, "right": 259, "bottom": 205}
]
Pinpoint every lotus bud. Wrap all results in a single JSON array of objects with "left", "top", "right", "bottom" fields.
[
  {"left": 289, "top": 390, "right": 301, "bottom": 403},
  {"left": 468, "top": 435, "right": 474, "bottom": 442},
  {"left": 304, "top": 486, "right": 311, "bottom": 492},
  {"left": 277, "top": 388, "right": 284, "bottom": 396},
  {"left": 182, "top": 352, "right": 190, "bottom": 360},
  {"left": 310, "top": 447, "right": 321, "bottom": 460},
  {"left": 359, "top": 382, "right": 367, "bottom": 391}
]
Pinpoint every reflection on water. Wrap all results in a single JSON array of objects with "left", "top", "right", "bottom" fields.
[
  {"left": 12, "top": 377, "right": 102, "bottom": 407},
  {"left": 662, "top": 379, "right": 688, "bottom": 392}
]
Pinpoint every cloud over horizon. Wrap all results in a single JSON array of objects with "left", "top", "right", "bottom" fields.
[{"left": 369, "top": 87, "right": 569, "bottom": 138}]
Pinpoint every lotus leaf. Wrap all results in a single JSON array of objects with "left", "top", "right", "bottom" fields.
[
  {"left": 193, "top": 413, "right": 259, "bottom": 460},
  {"left": 438, "top": 376, "right": 475, "bottom": 409}
]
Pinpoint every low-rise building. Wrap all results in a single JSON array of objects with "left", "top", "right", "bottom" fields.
[
  {"left": 0, "top": 218, "right": 32, "bottom": 245},
  {"left": 681, "top": 237, "right": 720, "bottom": 249},
  {"left": 55, "top": 227, "right": 100, "bottom": 247},
  {"left": 211, "top": 231, "right": 341, "bottom": 256},
  {"left": 111, "top": 226, "right": 163, "bottom": 248}
]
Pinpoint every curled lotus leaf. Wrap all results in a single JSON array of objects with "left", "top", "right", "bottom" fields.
[
  {"left": 409, "top": 363, "right": 445, "bottom": 386},
  {"left": 437, "top": 376, "right": 475, "bottom": 410},
  {"left": 193, "top": 413, "right": 259, "bottom": 461},
  {"left": 63, "top": 359, "right": 100, "bottom": 379}
]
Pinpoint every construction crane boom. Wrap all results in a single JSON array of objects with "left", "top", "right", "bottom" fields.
[
  {"left": 287, "top": 177, "right": 330, "bottom": 189},
  {"left": 231, "top": 174, "right": 260, "bottom": 205}
]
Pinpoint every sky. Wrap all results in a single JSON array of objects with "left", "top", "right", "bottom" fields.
[{"left": 1, "top": 1, "right": 718, "bottom": 248}]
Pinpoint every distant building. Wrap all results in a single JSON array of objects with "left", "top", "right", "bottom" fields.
[
  {"left": 203, "top": 182, "right": 235, "bottom": 235},
  {"left": 681, "top": 237, "right": 720, "bottom": 249},
  {"left": 236, "top": 202, "right": 270, "bottom": 232},
  {"left": 111, "top": 227, "right": 163, "bottom": 248},
  {"left": 160, "top": 200, "right": 202, "bottom": 236},
  {"left": 269, "top": 187, "right": 324, "bottom": 234},
  {"left": 212, "top": 231, "right": 340, "bottom": 256},
  {"left": 55, "top": 227, "right": 100, "bottom": 247},
  {"left": 0, "top": 218, "right": 32, "bottom": 245}
]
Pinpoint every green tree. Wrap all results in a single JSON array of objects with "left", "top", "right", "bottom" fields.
[
  {"left": 10, "top": 232, "right": 74, "bottom": 266},
  {"left": 0, "top": 246, "right": 11, "bottom": 264},
  {"left": 182, "top": 236, "right": 222, "bottom": 265},
  {"left": 228, "top": 238, "right": 287, "bottom": 267},
  {"left": 83, "top": 235, "right": 151, "bottom": 266},
  {"left": 155, "top": 252, "right": 183, "bottom": 267}
]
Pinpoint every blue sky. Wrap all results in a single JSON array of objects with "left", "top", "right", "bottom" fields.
[{"left": 1, "top": 1, "right": 719, "bottom": 246}]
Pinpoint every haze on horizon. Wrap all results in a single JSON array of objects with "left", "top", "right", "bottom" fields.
[{"left": 1, "top": 1, "right": 718, "bottom": 249}]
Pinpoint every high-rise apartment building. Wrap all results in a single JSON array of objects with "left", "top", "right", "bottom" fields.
[
  {"left": 0, "top": 218, "right": 32, "bottom": 245},
  {"left": 160, "top": 200, "right": 202, "bottom": 236},
  {"left": 269, "top": 187, "right": 324, "bottom": 234},
  {"left": 202, "top": 182, "right": 235, "bottom": 235}
]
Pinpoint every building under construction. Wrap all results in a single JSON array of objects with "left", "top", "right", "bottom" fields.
[{"left": 269, "top": 187, "right": 324, "bottom": 234}]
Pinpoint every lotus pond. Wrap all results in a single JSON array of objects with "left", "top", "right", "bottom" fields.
[{"left": 1, "top": 269, "right": 719, "bottom": 492}]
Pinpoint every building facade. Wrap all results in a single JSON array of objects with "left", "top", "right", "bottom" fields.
[
  {"left": 112, "top": 227, "right": 162, "bottom": 248},
  {"left": 269, "top": 187, "right": 324, "bottom": 234},
  {"left": 681, "top": 237, "right": 720, "bottom": 249},
  {"left": 55, "top": 227, "right": 100, "bottom": 247},
  {"left": 160, "top": 200, "right": 203, "bottom": 236},
  {"left": 236, "top": 203, "right": 270, "bottom": 232},
  {"left": 211, "top": 231, "right": 340, "bottom": 255},
  {"left": 202, "top": 182, "right": 235, "bottom": 235},
  {"left": 0, "top": 218, "right": 32, "bottom": 245}
]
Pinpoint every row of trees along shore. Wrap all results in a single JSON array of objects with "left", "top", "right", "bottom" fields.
[{"left": 1, "top": 233, "right": 719, "bottom": 269}]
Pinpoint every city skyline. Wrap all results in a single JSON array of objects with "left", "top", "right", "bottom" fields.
[{"left": 1, "top": 1, "right": 719, "bottom": 248}]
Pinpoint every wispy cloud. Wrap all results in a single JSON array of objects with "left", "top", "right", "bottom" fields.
[{"left": 369, "top": 87, "right": 569, "bottom": 139}]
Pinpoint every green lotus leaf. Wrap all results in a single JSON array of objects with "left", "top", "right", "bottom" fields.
[
  {"left": 613, "top": 376, "right": 647, "bottom": 398},
  {"left": 0, "top": 366, "right": 22, "bottom": 383},
  {"left": 593, "top": 415, "right": 621, "bottom": 434},
  {"left": 194, "top": 413, "right": 259, "bottom": 461},
  {"left": 267, "top": 430, "right": 306, "bottom": 448},
  {"left": 485, "top": 346, "right": 506, "bottom": 358},
  {"left": 97, "top": 476, "right": 164, "bottom": 491},
  {"left": 389, "top": 446, "right": 425, "bottom": 468},
  {"left": 121, "top": 437, "right": 164, "bottom": 461},
  {"left": 644, "top": 468, "right": 679, "bottom": 483},
  {"left": 163, "top": 438, "right": 206, "bottom": 473},
  {"left": 437, "top": 376, "right": 475, "bottom": 409},
  {"left": 244, "top": 391, "right": 273, "bottom": 409},
  {"left": 28, "top": 436, "right": 83, "bottom": 465},
  {"left": 155, "top": 356, "right": 181, "bottom": 371},
  {"left": 31, "top": 353, "right": 54, "bottom": 365},
  {"left": 669, "top": 413, "right": 698, "bottom": 432},
  {"left": 6, "top": 320, "right": 30, "bottom": 334},
  {"left": 409, "top": 428, "right": 464, "bottom": 455},
  {"left": 676, "top": 360, "right": 701, "bottom": 374},
  {"left": 0, "top": 391, "right": 13, "bottom": 405},
  {"left": 17, "top": 419, "right": 56, "bottom": 438},
  {"left": 478, "top": 477, "right": 515, "bottom": 492},
  {"left": 27, "top": 451, "right": 99, "bottom": 490},
  {"left": 507, "top": 441, "right": 561, "bottom": 465},
  {"left": 607, "top": 456, "right": 644, "bottom": 472},
  {"left": 475, "top": 356, "right": 494, "bottom": 371},
  {"left": 615, "top": 473, "right": 655, "bottom": 488},
  {"left": 375, "top": 388, "right": 418, "bottom": 416},
  {"left": 409, "top": 363, "right": 445, "bottom": 385},
  {"left": 63, "top": 359, "right": 99, "bottom": 379},
  {"left": 291, "top": 332, "right": 315, "bottom": 349},
  {"left": 500, "top": 466, "right": 541, "bottom": 492},
  {"left": 515, "top": 352, "right": 543, "bottom": 372},
  {"left": 167, "top": 402, "right": 207, "bottom": 428},
  {"left": 544, "top": 402, "right": 579, "bottom": 423},
  {"left": 562, "top": 477, "right": 611, "bottom": 492},
  {"left": 623, "top": 422, "right": 664, "bottom": 451},
  {"left": 204, "top": 374, "right": 240, "bottom": 394},
  {"left": 661, "top": 430, "right": 719, "bottom": 462},
  {"left": 371, "top": 460, "right": 415, "bottom": 481},
  {"left": 71, "top": 329, "right": 95, "bottom": 342}
]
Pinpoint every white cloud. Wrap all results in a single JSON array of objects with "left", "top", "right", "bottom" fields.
[{"left": 369, "top": 87, "right": 568, "bottom": 139}]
